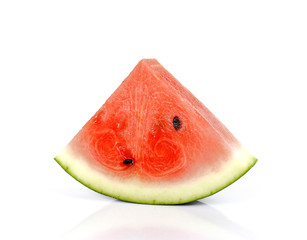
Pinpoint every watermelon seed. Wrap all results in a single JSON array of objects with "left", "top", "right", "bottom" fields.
[
  {"left": 123, "top": 159, "right": 134, "bottom": 165},
  {"left": 173, "top": 116, "right": 181, "bottom": 130}
]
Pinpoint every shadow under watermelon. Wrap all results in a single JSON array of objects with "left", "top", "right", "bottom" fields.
[{"left": 62, "top": 200, "right": 255, "bottom": 240}]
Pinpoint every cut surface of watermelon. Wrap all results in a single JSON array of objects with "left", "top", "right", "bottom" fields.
[{"left": 55, "top": 59, "right": 257, "bottom": 204}]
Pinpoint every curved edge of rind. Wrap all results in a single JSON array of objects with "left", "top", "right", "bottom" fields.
[
  {"left": 54, "top": 156, "right": 118, "bottom": 201},
  {"left": 54, "top": 149, "right": 257, "bottom": 205},
  {"left": 200, "top": 156, "right": 257, "bottom": 200}
]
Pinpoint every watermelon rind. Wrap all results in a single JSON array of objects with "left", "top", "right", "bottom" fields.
[{"left": 54, "top": 147, "right": 257, "bottom": 204}]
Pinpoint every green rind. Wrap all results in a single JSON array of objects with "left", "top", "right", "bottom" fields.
[
  {"left": 54, "top": 151, "right": 257, "bottom": 205},
  {"left": 202, "top": 156, "right": 257, "bottom": 200},
  {"left": 54, "top": 156, "right": 120, "bottom": 201}
]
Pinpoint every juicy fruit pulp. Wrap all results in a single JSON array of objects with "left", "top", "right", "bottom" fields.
[{"left": 55, "top": 59, "right": 257, "bottom": 204}]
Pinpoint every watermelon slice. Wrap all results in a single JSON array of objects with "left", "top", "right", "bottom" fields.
[{"left": 55, "top": 59, "right": 257, "bottom": 204}]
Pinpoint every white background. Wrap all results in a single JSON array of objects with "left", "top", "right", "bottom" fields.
[{"left": 1, "top": 1, "right": 306, "bottom": 239}]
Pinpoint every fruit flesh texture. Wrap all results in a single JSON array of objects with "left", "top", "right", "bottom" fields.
[{"left": 69, "top": 59, "right": 240, "bottom": 183}]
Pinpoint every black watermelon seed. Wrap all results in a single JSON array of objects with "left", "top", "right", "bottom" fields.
[
  {"left": 173, "top": 116, "right": 181, "bottom": 130},
  {"left": 123, "top": 159, "right": 134, "bottom": 165}
]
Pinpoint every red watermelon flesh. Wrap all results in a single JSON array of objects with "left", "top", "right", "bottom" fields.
[{"left": 55, "top": 59, "right": 257, "bottom": 204}]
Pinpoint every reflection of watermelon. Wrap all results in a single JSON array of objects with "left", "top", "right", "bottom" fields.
[{"left": 55, "top": 59, "right": 257, "bottom": 204}]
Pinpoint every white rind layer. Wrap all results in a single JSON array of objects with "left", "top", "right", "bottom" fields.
[{"left": 55, "top": 146, "right": 257, "bottom": 204}]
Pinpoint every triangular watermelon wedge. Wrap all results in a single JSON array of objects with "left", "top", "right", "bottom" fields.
[{"left": 55, "top": 59, "right": 257, "bottom": 204}]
